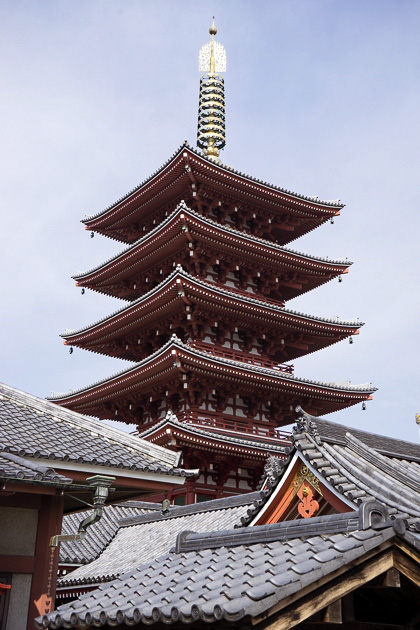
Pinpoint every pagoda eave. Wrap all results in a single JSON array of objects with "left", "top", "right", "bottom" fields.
[
  {"left": 74, "top": 205, "right": 350, "bottom": 302},
  {"left": 141, "top": 425, "right": 289, "bottom": 465},
  {"left": 50, "top": 339, "right": 375, "bottom": 423},
  {"left": 62, "top": 269, "right": 361, "bottom": 362},
  {"left": 83, "top": 145, "right": 344, "bottom": 246}
]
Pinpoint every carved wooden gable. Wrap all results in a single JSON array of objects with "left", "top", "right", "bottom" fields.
[{"left": 251, "top": 454, "right": 352, "bottom": 526}]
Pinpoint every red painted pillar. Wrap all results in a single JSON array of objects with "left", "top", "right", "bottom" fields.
[{"left": 185, "top": 481, "right": 195, "bottom": 505}]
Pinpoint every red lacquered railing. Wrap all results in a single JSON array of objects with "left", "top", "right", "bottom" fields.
[
  {"left": 204, "top": 277, "right": 286, "bottom": 309},
  {"left": 190, "top": 341, "right": 294, "bottom": 374},
  {"left": 179, "top": 411, "right": 292, "bottom": 444}
]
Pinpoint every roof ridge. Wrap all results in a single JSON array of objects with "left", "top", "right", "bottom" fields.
[
  {"left": 174, "top": 510, "right": 361, "bottom": 553},
  {"left": 120, "top": 492, "right": 262, "bottom": 527}
]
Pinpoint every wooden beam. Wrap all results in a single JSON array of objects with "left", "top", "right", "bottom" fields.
[
  {"left": 252, "top": 548, "right": 395, "bottom": 630},
  {"left": 393, "top": 550, "right": 420, "bottom": 589},
  {"left": 28, "top": 494, "right": 64, "bottom": 627},
  {"left": 322, "top": 598, "right": 342, "bottom": 623},
  {"left": 382, "top": 568, "right": 401, "bottom": 588},
  {"left": 0, "top": 555, "right": 35, "bottom": 573},
  {"left": 54, "top": 469, "right": 184, "bottom": 493}
]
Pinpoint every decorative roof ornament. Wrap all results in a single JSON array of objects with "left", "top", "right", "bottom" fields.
[{"left": 197, "top": 18, "right": 226, "bottom": 161}]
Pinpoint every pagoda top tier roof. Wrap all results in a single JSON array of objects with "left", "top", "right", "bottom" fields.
[
  {"left": 49, "top": 335, "right": 376, "bottom": 419},
  {"left": 74, "top": 203, "right": 350, "bottom": 301},
  {"left": 82, "top": 144, "right": 344, "bottom": 245}
]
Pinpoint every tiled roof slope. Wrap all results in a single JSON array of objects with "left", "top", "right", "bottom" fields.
[
  {"left": 0, "top": 450, "right": 72, "bottom": 486},
  {"left": 138, "top": 413, "right": 290, "bottom": 454},
  {"left": 60, "top": 502, "right": 161, "bottom": 565},
  {"left": 314, "top": 416, "right": 420, "bottom": 462},
  {"left": 37, "top": 505, "right": 415, "bottom": 629},
  {"left": 58, "top": 493, "right": 260, "bottom": 587},
  {"left": 0, "top": 382, "right": 184, "bottom": 475},
  {"left": 244, "top": 409, "right": 420, "bottom": 526}
]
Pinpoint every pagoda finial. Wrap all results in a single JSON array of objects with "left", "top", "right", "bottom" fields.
[
  {"left": 209, "top": 17, "right": 217, "bottom": 36},
  {"left": 197, "top": 18, "right": 226, "bottom": 161}
]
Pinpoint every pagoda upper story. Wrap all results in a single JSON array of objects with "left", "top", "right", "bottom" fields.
[
  {"left": 63, "top": 266, "right": 361, "bottom": 364},
  {"left": 75, "top": 203, "right": 350, "bottom": 302}
]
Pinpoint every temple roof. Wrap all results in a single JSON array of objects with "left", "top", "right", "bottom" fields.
[
  {"left": 57, "top": 493, "right": 259, "bottom": 589},
  {"left": 37, "top": 505, "right": 417, "bottom": 629},
  {"left": 59, "top": 502, "right": 161, "bottom": 566},
  {"left": 0, "top": 382, "right": 185, "bottom": 477},
  {"left": 63, "top": 266, "right": 361, "bottom": 361},
  {"left": 243, "top": 409, "right": 420, "bottom": 526},
  {"left": 74, "top": 203, "right": 350, "bottom": 302},
  {"left": 48, "top": 336, "right": 375, "bottom": 419},
  {"left": 82, "top": 144, "right": 344, "bottom": 245},
  {"left": 0, "top": 450, "right": 72, "bottom": 487},
  {"left": 47, "top": 414, "right": 420, "bottom": 625}
]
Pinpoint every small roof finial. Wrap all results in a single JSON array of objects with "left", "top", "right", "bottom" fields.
[{"left": 209, "top": 17, "right": 217, "bottom": 37}]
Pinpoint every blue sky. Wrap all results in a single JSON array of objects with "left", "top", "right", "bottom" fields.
[{"left": 1, "top": 1, "right": 419, "bottom": 441}]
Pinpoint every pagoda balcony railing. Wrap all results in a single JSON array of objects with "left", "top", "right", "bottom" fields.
[
  {"left": 190, "top": 341, "right": 294, "bottom": 374},
  {"left": 205, "top": 277, "right": 285, "bottom": 308},
  {"left": 180, "top": 410, "right": 292, "bottom": 444}
]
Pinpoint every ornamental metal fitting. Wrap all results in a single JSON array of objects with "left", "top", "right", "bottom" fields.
[{"left": 197, "top": 18, "right": 226, "bottom": 160}]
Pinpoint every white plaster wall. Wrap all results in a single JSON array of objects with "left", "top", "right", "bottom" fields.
[
  {"left": 0, "top": 507, "right": 38, "bottom": 555},
  {"left": 6, "top": 573, "right": 32, "bottom": 630}
]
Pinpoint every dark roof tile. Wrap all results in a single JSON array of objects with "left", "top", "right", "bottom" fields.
[
  {"left": 38, "top": 514, "right": 400, "bottom": 629},
  {"left": 0, "top": 450, "right": 72, "bottom": 485},
  {"left": 0, "top": 383, "right": 184, "bottom": 477},
  {"left": 58, "top": 494, "right": 257, "bottom": 588}
]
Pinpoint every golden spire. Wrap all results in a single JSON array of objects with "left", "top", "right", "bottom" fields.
[{"left": 197, "top": 18, "right": 226, "bottom": 160}]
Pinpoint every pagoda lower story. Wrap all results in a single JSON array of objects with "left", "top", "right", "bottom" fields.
[{"left": 51, "top": 145, "right": 375, "bottom": 503}]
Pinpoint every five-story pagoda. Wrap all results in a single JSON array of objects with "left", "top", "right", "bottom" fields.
[{"left": 50, "top": 22, "right": 375, "bottom": 503}]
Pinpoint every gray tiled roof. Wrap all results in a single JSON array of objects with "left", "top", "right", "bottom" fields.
[
  {"left": 37, "top": 507, "right": 405, "bottom": 629},
  {"left": 244, "top": 410, "right": 420, "bottom": 526},
  {"left": 0, "top": 450, "right": 72, "bottom": 486},
  {"left": 0, "top": 383, "right": 184, "bottom": 476},
  {"left": 58, "top": 493, "right": 260, "bottom": 587},
  {"left": 60, "top": 502, "right": 161, "bottom": 565},
  {"left": 314, "top": 416, "right": 420, "bottom": 462},
  {"left": 294, "top": 412, "right": 420, "bottom": 521}
]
